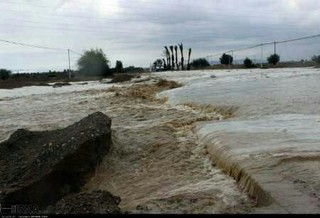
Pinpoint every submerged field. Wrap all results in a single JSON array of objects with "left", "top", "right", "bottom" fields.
[{"left": 1, "top": 67, "right": 320, "bottom": 213}]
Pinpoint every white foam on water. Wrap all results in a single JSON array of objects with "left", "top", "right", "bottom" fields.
[
  {"left": 0, "top": 81, "right": 114, "bottom": 99},
  {"left": 156, "top": 67, "right": 320, "bottom": 213},
  {"left": 157, "top": 67, "right": 320, "bottom": 118}
]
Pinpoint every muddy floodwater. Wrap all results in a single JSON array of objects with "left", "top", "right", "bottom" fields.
[
  {"left": 157, "top": 67, "right": 320, "bottom": 213},
  {"left": 0, "top": 78, "right": 254, "bottom": 213},
  {"left": 1, "top": 67, "right": 320, "bottom": 213}
]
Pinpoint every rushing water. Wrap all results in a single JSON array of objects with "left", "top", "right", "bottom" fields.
[
  {"left": 2, "top": 68, "right": 320, "bottom": 213},
  {"left": 0, "top": 81, "right": 115, "bottom": 142},
  {"left": 156, "top": 67, "right": 320, "bottom": 213},
  {"left": 0, "top": 76, "right": 255, "bottom": 213},
  {"left": 156, "top": 67, "right": 320, "bottom": 156},
  {"left": 157, "top": 67, "right": 320, "bottom": 117}
]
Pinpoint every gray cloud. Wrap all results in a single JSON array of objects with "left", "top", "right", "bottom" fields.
[{"left": 0, "top": 0, "right": 319, "bottom": 72}]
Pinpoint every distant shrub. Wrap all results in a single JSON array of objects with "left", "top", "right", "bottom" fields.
[
  {"left": 115, "top": 60, "right": 124, "bottom": 73},
  {"left": 220, "top": 53, "right": 233, "bottom": 65},
  {"left": 191, "top": 58, "right": 210, "bottom": 68},
  {"left": 124, "top": 66, "right": 145, "bottom": 73},
  {"left": 77, "top": 48, "right": 111, "bottom": 77},
  {"left": 267, "top": 54, "right": 280, "bottom": 65},
  {"left": 48, "top": 73, "right": 57, "bottom": 78},
  {"left": 312, "top": 55, "right": 320, "bottom": 64},
  {"left": 243, "top": 57, "right": 254, "bottom": 68},
  {"left": 0, "top": 69, "right": 11, "bottom": 80},
  {"left": 153, "top": 59, "right": 163, "bottom": 70}
]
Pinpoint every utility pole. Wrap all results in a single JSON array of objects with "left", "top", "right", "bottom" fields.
[
  {"left": 232, "top": 51, "right": 235, "bottom": 65},
  {"left": 274, "top": 41, "right": 277, "bottom": 54},
  {"left": 68, "top": 49, "right": 71, "bottom": 79},
  {"left": 260, "top": 44, "right": 263, "bottom": 68}
]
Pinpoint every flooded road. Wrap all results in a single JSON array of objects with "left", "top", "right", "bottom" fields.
[
  {"left": 157, "top": 67, "right": 320, "bottom": 213},
  {"left": 0, "top": 77, "right": 255, "bottom": 213},
  {"left": 2, "top": 67, "right": 319, "bottom": 213}
]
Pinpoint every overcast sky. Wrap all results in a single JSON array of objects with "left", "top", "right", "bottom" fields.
[{"left": 0, "top": 0, "right": 320, "bottom": 72}]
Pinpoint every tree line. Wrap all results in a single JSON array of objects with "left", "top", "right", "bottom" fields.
[
  {"left": 153, "top": 46, "right": 289, "bottom": 70},
  {"left": 2, "top": 49, "right": 320, "bottom": 81}
]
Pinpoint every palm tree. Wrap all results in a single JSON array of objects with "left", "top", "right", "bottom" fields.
[
  {"left": 169, "top": 45, "right": 174, "bottom": 69},
  {"left": 178, "top": 43, "right": 184, "bottom": 70},
  {"left": 162, "top": 50, "right": 168, "bottom": 68},
  {"left": 162, "top": 58, "right": 167, "bottom": 70},
  {"left": 164, "top": 46, "right": 171, "bottom": 69},
  {"left": 187, "top": 48, "right": 192, "bottom": 70},
  {"left": 174, "top": 45, "right": 178, "bottom": 70}
]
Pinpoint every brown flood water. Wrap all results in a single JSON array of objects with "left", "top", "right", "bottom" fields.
[{"left": 0, "top": 77, "right": 256, "bottom": 214}]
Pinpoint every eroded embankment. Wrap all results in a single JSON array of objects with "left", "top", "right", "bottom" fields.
[
  {"left": 194, "top": 133, "right": 273, "bottom": 207},
  {"left": 195, "top": 122, "right": 320, "bottom": 213},
  {"left": 151, "top": 76, "right": 320, "bottom": 213},
  {"left": 181, "top": 104, "right": 276, "bottom": 208},
  {"left": 83, "top": 78, "right": 256, "bottom": 213}
]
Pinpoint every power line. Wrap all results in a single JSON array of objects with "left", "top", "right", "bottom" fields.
[
  {"left": 0, "top": 37, "right": 83, "bottom": 75},
  {"left": 277, "top": 34, "right": 320, "bottom": 44},
  {"left": 69, "top": 50, "right": 82, "bottom": 56},
  {"left": 204, "top": 33, "right": 320, "bottom": 60},
  {"left": 0, "top": 38, "right": 66, "bottom": 51}
]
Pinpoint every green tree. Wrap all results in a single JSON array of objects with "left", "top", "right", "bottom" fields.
[
  {"left": 220, "top": 53, "right": 233, "bottom": 65},
  {"left": 153, "top": 59, "right": 163, "bottom": 70},
  {"left": 191, "top": 58, "right": 210, "bottom": 68},
  {"left": 115, "top": 60, "right": 123, "bottom": 73},
  {"left": 243, "top": 57, "right": 254, "bottom": 68},
  {"left": 0, "top": 69, "right": 11, "bottom": 80},
  {"left": 267, "top": 54, "right": 280, "bottom": 65},
  {"left": 77, "top": 48, "right": 111, "bottom": 77},
  {"left": 162, "top": 58, "right": 167, "bottom": 70},
  {"left": 312, "top": 55, "right": 320, "bottom": 64}
]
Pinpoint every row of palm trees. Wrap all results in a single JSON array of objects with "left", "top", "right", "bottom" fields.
[{"left": 162, "top": 43, "right": 192, "bottom": 71}]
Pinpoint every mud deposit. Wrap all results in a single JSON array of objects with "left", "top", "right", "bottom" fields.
[{"left": 0, "top": 77, "right": 255, "bottom": 214}]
